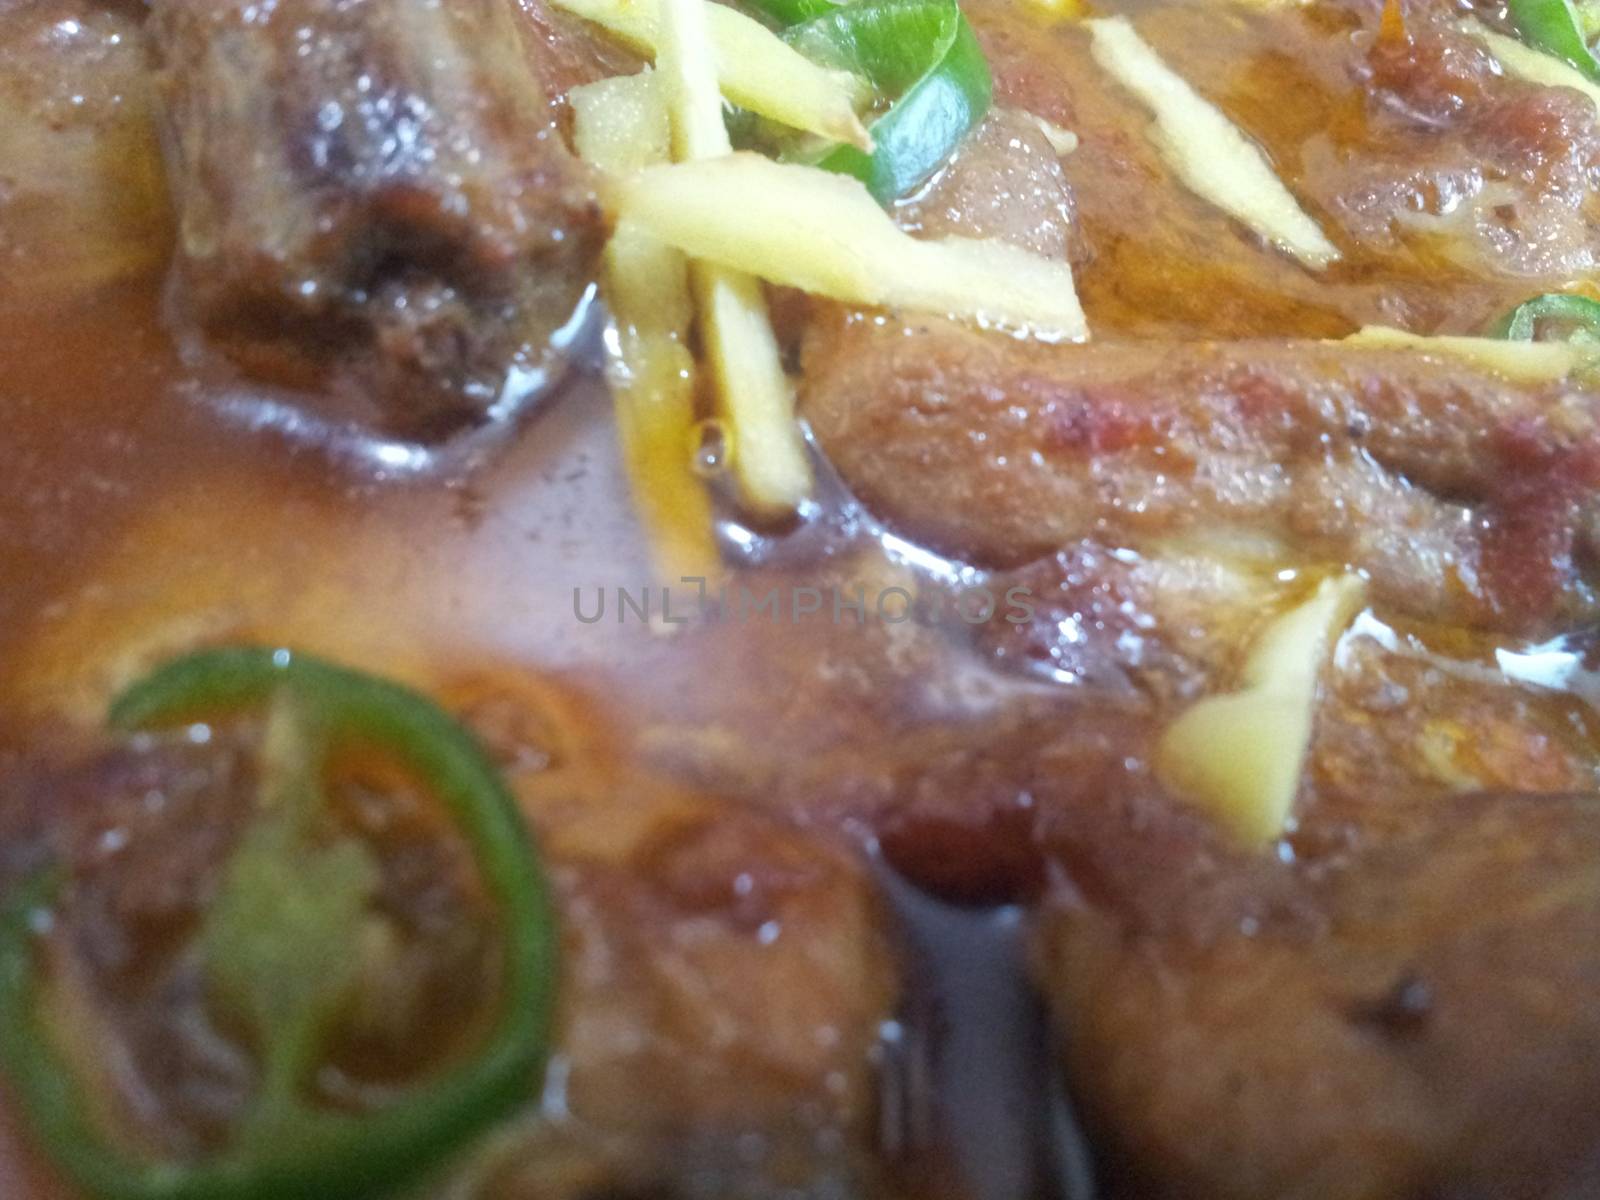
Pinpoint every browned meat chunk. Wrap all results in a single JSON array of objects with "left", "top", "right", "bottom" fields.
[
  {"left": 0, "top": 674, "right": 900, "bottom": 1200},
  {"left": 147, "top": 0, "right": 606, "bottom": 439},
  {"left": 483, "top": 791, "right": 901, "bottom": 1197},
  {"left": 1325, "top": 7, "right": 1600, "bottom": 281},
  {"left": 0, "top": 0, "right": 171, "bottom": 307},
  {"left": 1033, "top": 787, "right": 1600, "bottom": 1200},
  {"left": 800, "top": 313, "right": 1600, "bottom": 633}
]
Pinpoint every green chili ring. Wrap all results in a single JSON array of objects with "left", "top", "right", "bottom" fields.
[
  {"left": 0, "top": 647, "right": 557, "bottom": 1200},
  {"left": 1507, "top": 0, "right": 1600, "bottom": 81},
  {"left": 771, "top": 0, "right": 993, "bottom": 204},
  {"left": 1491, "top": 292, "right": 1600, "bottom": 342}
]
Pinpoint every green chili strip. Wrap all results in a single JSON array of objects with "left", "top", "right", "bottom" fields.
[
  {"left": 1508, "top": 0, "right": 1600, "bottom": 81},
  {"left": 1491, "top": 293, "right": 1600, "bottom": 341},
  {"left": 0, "top": 647, "right": 557, "bottom": 1200},
  {"left": 745, "top": 0, "right": 993, "bottom": 204},
  {"left": 743, "top": 0, "right": 838, "bottom": 25}
]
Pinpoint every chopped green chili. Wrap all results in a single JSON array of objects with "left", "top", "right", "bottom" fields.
[
  {"left": 745, "top": 0, "right": 993, "bottom": 203},
  {"left": 1491, "top": 293, "right": 1600, "bottom": 342},
  {"left": 744, "top": 0, "right": 839, "bottom": 25},
  {"left": 0, "top": 647, "right": 557, "bottom": 1200},
  {"left": 1508, "top": 0, "right": 1600, "bottom": 82}
]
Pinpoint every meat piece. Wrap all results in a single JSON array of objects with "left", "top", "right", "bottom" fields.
[
  {"left": 800, "top": 313, "right": 1600, "bottom": 632},
  {"left": 1299, "top": 2, "right": 1600, "bottom": 279},
  {"left": 0, "top": 676, "right": 902, "bottom": 1199},
  {"left": 968, "top": 0, "right": 1375, "bottom": 340},
  {"left": 0, "top": 0, "right": 171, "bottom": 305},
  {"left": 1363, "top": 16, "right": 1497, "bottom": 126},
  {"left": 479, "top": 792, "right": 901, "bottom": 1198},
  {"left": 894, "top": 108, "right": 1086, "bottom": 264},
  {"left": 1310, "top": 76, "right": 1600, "bottom": 281},
  {"left": 962, "top": 0, "right": 1599, "bottom": 337},
  {"left": 0, "top": 731, "right": 500, "bottom": 1157},
  {"left": 147, "top": 0, "right": 606, "bottom": 439},
  {"left": 446, "top": 672, "right": 899, "bottom": 1195},
  {"left": 1033, "top": 787, "right": 1600, "bottom": 1200},
  {"left": 1316, "top": 617, "right": 1600, "bottom": 797},
  {"left": 975, "top": 537, "right": 1293, "bottom": 698}
]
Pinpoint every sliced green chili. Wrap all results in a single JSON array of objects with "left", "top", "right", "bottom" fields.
[
  {"left": 742, "top": 0, "right": 839, "bottom": 26},
  {"left": 0, "top": 647, "right": 556, "bottom": 1200},
  {"left": 1491, "top": 293, "right": 1600, "bottom": 342},
  {"left": 744, "top": 0, "right": 993, "bottom": 204},
  {"left": 1508, "top": 0, "right": 1600, "bottom": 81}
]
